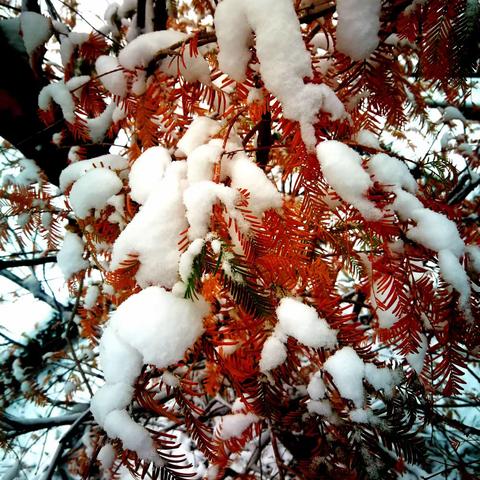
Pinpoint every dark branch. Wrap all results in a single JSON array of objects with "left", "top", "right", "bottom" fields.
[
  {"left": 1, "top": 406, "right": 89, "bottom": 438},
  {"left": 0, "top": 255, "right": 57, "bottom": 270},
  {"left": 137, "top": 0, "right": 147, "bottom": 32},
  {"left": 41, "top": 409, "right": 91, "bottom": 480},
  {"left": 0, "top": 269, "right": 65, "bottom": 311},
  {"left": 153, "top": 0, "right": 169, "bottom": 31}
]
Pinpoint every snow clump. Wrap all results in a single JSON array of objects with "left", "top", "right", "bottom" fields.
[
  {"left": 214, "top": 0, "right": 346, "bottom": 149},
  {"left": 260, "top": 297, "right": 337, "bottom": 372},
  {"left": 91, "top": 286, "right": 209, "bottom": 463},
  {"left": 336, "top": 0, "right": 382, "bottom": 60}
]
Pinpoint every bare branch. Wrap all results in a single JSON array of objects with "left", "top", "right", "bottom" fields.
[
  {"left": 42, "top": 409, "right": 91, "bottom": 480},
  {"left": 1, "top": 407, "right": 89, "bottom": 438},
  {"left": 0, "top": 269, "right": 66, "bottom": 311},
  {"left": 0, "top": 255, "right": 57, "bottom": 270}
]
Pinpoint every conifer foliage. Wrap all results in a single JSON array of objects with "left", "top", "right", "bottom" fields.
[{"left": 0, "top": 0, "right": 479, "bottom": 479}]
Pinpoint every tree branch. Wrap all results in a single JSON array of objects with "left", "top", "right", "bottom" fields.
[
  {"left": 43, "top": 409, "right": 92, "bottom": 480},
  {"left": 0, "top": 255, "right": 57, "bottom": 270},
  {"left": 1, "top": 406, "right": 89, "bottom": 438},
  {"left": 0, "top": 269, "right": 65, "bottom": 311},
  {"left": 153, "top": 0, "right": 169, "bottom": 31}
]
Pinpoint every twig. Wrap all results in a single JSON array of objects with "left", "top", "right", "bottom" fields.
[
  {"left": 0, "top": 269, "right": 66, "bottom": 311},
  {"left": 268, "top": 422, "right": 286, "bottom": 480},
  {"left": 54, "top": 0, "right": 121, "bottom": 47},
  {"left": 42, "top": 408, "right": 91, "bottom": 480},
  {"left": 65, "top": 276, "right": 94, "bottom": 397},
  {"left": 0, "top": 331, "right": 26, "bottom": 349}
]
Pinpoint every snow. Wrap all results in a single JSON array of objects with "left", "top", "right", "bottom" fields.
[
  {"left": 247, "top": 87, "right": 264, "bottom": 104},
  {"left": 68, "top": 146, "right": 81, "bottom": 163},
  {"left": 92, "top": 287, "right": 208, "bottom": 462},
  {"left": 364, "top": 364, "right": 399, "bottom": 397},
  {"left": 214, "top": 0, "right": 253, "bottom": 82},
  {"left": 118, "top": 31, "right": 187, "bottom": 70},
  {"left": 162, "top": 371, "right": 179, "bottom": 387},
  {"left": 20, "top": 12, "right": 51, "bottom": 57},
  {"left": 361, "top": 148, "right": 471, "bottom": 315},
  {"left": 110, "top": 161, "right": 188, "bottom": 288},
  {"left": 407, "top": 209, "right": 465, "bottom": 257},
  {"left": 69, "top": 168, "right": 123, "bottom": 218},
  {"left": 307, "top": 372, "right": 326, "bottom": 400},
  {"left": 259, "top": 335, "right": 287, "bottom": 372},
  {"left": 260, "top": 298, "right": 337, "bottom": 372},
  {"left": 86, "top": 102, "right": 116, "bottom": 143},
  {"left": 113, "top": 134, "right": 280, "bottom": 288},
  {"left": 219, "top": 412, "right": 258, "bottom": 440},
  {"left": 222, "top": 151, "right": 283, "bottom": 218},
  {"left": 276, "top": 298, "right": 338, "bottom": 349},
  {"left": 323, "top": 347, "right": 365, "bottom": 408},
  {"left": 38, "top": 82, "right": 76, "bottom": 123},
  {"left": 118, "top": 30, "right": 210, "bottom": 84},
  {"left": 1, "top": 461, "right": 21, "bottom": 480},
  {"left": 307, "top": 399, "right": 332, "bottom": 417},
  {"left": 177, "top": 117, "right": 222, "bottom": 157},
  {"left": 179, "top": 238, "right": 205, "bottom": 283},
  {"left": 336, "top": 0, "right": 381, "bottom": 60},
  {"left": 59, "top": 32, "right": 89, "bottom": 67},
  {"left": 107, "top": 286, "right": 208, "bottom": 369},
  {"left": 90, "top": 382, "right": 134, "bottom": 425},
  {"left": 12, "top": 358, "right": 25, "bottom": 382},
  {"left": 214, "top": 0, "right": 346, "bottom": 149},
  {"left": 355, "top": 129, "right": 380, "bottom": 149},
  {"left": 66, "top": 75, "right": 90, "bottom": 96},
  {"left": 59, "top": 154, "right": 128, "bottom": 192},
  {"left": 103, "top": 409, "right": 161, "bottom": 464},
  {"left": 99, "top": 328, "right": 143, "bottom": 385},
  {"left": 98, "top": 443, "right": 116, "bottom": 470},
  {"left": 349, "top": 408, "right": 371, "bottom": 423},
  {"left": 52, "top": 132, "right": 63, "bottom": 145},
  {"left": 160, "top": 47, "right": 211, "bottom": 85},
  {"left": 442, "top": 106, "right": 466, "bottom": 123},
  {"left": 391, "top": 189, "right": 423, "bottom": 221},
  {"left": 437, "top": 249, "right": 471, "bottom": 311},
  {"left": 84, "top": 285, "right": 100, "bottom": 309},
  {"left": 183, "top": 181, "right": 239, "bottom": 240},
  {"left": 129, "top": 146, "right": 172, "bottom": 204},
  {"left": 368, "top": 153, "right": 417, "bottom": 193},
  {"left": 6, "top": 159, "right": 41, "bottom": 187},
  {"left": 96, "top": 55, "right": 127, "bottom": 97},
  {"left": 311, "top": 31, "right": 332, "bottom": 52},
  {"left": 57, "top": 232, "right": 89, "bottom": 279},
  {"left": 316, "top": 140, "right": 383, "bottom": 220},
  {"left": 186, "top": 141, "right": 224, "bottom": 184}
]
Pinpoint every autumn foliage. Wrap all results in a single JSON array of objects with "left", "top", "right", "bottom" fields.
[{"left": 0, "top": 1, "right": 479, "bottom": 479}]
